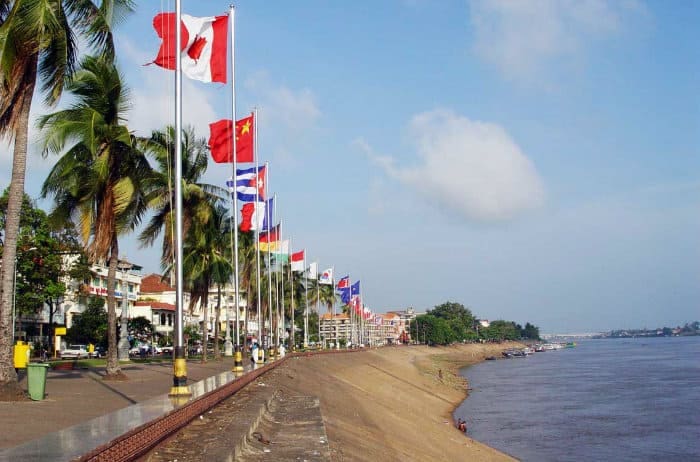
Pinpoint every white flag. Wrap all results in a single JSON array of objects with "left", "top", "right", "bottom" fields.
[
  {"left": 319, "top": 267, "right": 333, "bottom": 285},
  {"left": 306, "top": 262, "right": 318, "bottom": 279}
]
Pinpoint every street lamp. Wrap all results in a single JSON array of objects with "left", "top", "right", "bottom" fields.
[{"left": 117, "top": 259, "right": 133, "bottom": 361}]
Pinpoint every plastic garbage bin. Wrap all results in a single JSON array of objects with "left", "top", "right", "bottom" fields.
[
  {"left": 27, "top": 363, "right": 50, "bottom": 400},
  {"left": 13, "top": 341, "right": 30, "bottom": 370}
]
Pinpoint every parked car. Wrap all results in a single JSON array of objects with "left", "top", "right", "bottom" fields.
[
  {"left": 161, "top": 345, "right": 173, "bottom": 355},
  {"left": 60, "top": 344, "right": 89, "bottom": 359},
  {"left": 92, "top": 346, "right": 106, "bottom": 358}
]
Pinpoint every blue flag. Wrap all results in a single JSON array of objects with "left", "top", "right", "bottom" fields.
[
  {"left": 351, "top": 281, "right": 360, "bottom": 296},
  {"left": 338, "top": 287, "right": 351, "bottom": 304}
]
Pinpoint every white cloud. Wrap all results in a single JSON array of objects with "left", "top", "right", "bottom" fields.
[
  {"left": 244, "top": 70, "right": 320, "bottom": 134},
  {"left": 469, "top": 0, "right": 646, "bottom": 82},
  {"left": 243, "top": 71, "right": 321, "bottom": 166},
  {"left": 366, "top": 109, "right": 545, "bottom": 222}
]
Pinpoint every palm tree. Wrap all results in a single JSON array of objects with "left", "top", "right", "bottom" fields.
[
  {"left": 39, "top": 54, "right": 149, "bottom": 379},
  {"left": 182, "top": 203, "right": 230, "bottom": 363},
  {"left": 306, "top": 280, "right": 337, "bottom": 315},
  {"left": 0, "top": 0, "right": 133, "bottom": 398},
  {"left": 237, "top": 229, "right": 264, "bottom": 349},
  {"left": 138, "top": 126, "right": 226, "bottom": 271}
]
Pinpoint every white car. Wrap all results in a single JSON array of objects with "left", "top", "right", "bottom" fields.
[{"left": 60, "top": 344, "right": 89, "bottom": 359}]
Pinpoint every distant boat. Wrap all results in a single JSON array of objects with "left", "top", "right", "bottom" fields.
[
  {"left": 502, "top": 349, "right": 527, "bottom": 358},
  {"left": 565, "top": 342, "right": 576, "bottom": 348}
]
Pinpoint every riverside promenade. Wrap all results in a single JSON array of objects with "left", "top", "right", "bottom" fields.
[
  {"left": 0, "top": 345, "right": 518, "bottom": 462},
  {"left": 0, "top": 357, "right": 258, "bottom": 460}
]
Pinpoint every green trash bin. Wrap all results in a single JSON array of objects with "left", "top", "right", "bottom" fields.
[{"left": 27, "top": 363, "right": 49, "bottom": 400}]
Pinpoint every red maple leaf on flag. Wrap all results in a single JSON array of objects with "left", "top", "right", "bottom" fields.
[{"left": 188, "top": 35, "right": 207, "bottom": 61}]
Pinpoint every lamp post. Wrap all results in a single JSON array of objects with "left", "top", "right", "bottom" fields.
[{"left": 117, "top": 259, "right": 133, "bottom": 361}]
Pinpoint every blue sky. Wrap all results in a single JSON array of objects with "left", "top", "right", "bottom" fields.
[{"left": 1, "top": 0, "right": 698, "bottom": 333}]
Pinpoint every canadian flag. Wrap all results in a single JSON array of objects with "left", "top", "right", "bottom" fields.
[
  {"left": 152, "top": 13, "right": 228, "bottom": 84},
  {"left": 240, "top": 201, "right": 266, "bottom": 232}
]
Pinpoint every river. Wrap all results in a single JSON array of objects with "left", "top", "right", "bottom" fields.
[{"left": 455, "top": 337, "right": 700, "bottom": 461}]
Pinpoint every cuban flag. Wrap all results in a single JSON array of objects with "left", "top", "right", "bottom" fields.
[{"left": 228, "top": 165, "right": 266, "bottom": 202}]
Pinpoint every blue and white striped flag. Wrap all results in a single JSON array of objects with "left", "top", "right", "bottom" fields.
[{"left": 227, "top": 165, "right": 266, "bottom": 202}]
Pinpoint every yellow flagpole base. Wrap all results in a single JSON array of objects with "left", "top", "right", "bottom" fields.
[
  {"left": 232, "top": 365, "right": 244, "bottom": 372},
  {"left": 168, "top": 386, "right": 192, "bottom": 397}
]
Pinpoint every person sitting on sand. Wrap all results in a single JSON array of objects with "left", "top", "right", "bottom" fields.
[{"left": 457, "top": 418, "right": 467, "bottom": 433}]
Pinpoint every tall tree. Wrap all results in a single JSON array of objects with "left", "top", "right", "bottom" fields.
[
  {"left": 0, "top": 0, "right": 134, "bottom": 399},
  {"left": 181, "top": 203, "right": 229, "bottom": 363},
  {"left": 138, "top": 125, "right": 226, "bottom": 271},
  {"left": 39, "top": 54, "right": 149, "bottom": 379}
]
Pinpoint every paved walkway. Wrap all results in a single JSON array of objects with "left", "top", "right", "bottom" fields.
[{"left": 0, "top": 356, "right": 258, "bottom": 460}]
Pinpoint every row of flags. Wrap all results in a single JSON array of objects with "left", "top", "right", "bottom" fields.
[{"left": 150, "top": 7, "right": 377, "bottom": 324}]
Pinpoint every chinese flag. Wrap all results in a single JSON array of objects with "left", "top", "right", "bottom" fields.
[{"left": 208, "top": 114, "right": 254, "bottom": 163}]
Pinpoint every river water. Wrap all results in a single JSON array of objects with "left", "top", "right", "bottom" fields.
[{"left": 454, "top": 337, "right": 700, "bottom": 461}]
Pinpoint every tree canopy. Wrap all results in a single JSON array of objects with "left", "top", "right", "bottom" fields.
[{"left": 411, "top": 300, "right": 540, "bottom": 345}]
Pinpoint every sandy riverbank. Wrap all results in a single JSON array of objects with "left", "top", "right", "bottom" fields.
[{"left": 277, "top": 343, "right": 520, "bottom": 461}]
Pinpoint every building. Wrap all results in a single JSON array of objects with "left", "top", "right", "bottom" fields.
[
  {"left": 383, "top": 307, "right": 417, "bottom": 343},
  {"left": 63, "top": 259, "right": 143, "bottom": 329},
  {"left": 319, "top": 313, "right": 352, "bottom": 346}
]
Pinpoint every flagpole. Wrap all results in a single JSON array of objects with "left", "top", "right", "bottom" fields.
[
  {"left": 265, "top": 185, "right": 274, "bottom": 361},
  {"left": 226, "top": 5, "right": 243, "bottom": 366},
  {"left": 333, "top": 268, "right": 338, "bottom": 349},
  {"left": 254, "top": 115, "right": 261, "bottom": 363},
  {"left": 288, "top": 236, "right": 294, "bottom": 351},
  {"left": 289, "top": 243, "right": 296, "bottom": 349},
  {"left": 316, "top": 262, "right": 321, "bottom": 348},
  {"left": 277, "top": 220, "right": 285, "bottom": 357},
  {"left": 170, "top": 0, "right": 190, "bottom": 397},
  {"left": 303, "top": 253, "right": 308, "bottom": 348}
]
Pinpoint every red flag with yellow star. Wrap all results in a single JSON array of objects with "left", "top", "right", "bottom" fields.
[{"left": 208, "top": 114, "right": 254, "bottom": 163}]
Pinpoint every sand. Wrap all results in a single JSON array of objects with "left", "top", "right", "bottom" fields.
[{"left": 278, "top": 343, "right": 519, "bottom": 461}]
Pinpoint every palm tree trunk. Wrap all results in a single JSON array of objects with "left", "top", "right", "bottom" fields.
[
  {"left": 201, "top": 302, "right": 208, "bottom": 363},
  {"left": 0, "top": 69, "right": 36, "bottom": 399},
  {"left": 104, "top": 236, "right": 122, "bottom": 377},
  {"left": 213, "top": 286, "right": 221, "bottom": 359}
]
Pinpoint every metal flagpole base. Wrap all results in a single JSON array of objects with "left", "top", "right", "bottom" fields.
[
  {"left": 256, "top": 348, "right": 264, "bottom": 364},
  {"left": 232, "top": 344, "right": 244, "bottom": 372},
  {"left": 169, "top": 347, "right": 192, "bottom": 397}
]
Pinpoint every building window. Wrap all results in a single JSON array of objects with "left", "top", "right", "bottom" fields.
[
  {"left": 160, "top": 313, "right": 166, "bottom": 325},
  {"left": 168, "top": 314, "right": 173, "bottom": 326}
]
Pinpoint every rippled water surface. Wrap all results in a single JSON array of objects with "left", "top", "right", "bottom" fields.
[{"left": 455, "top": 337, "right": 700, "bottom": 461}]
